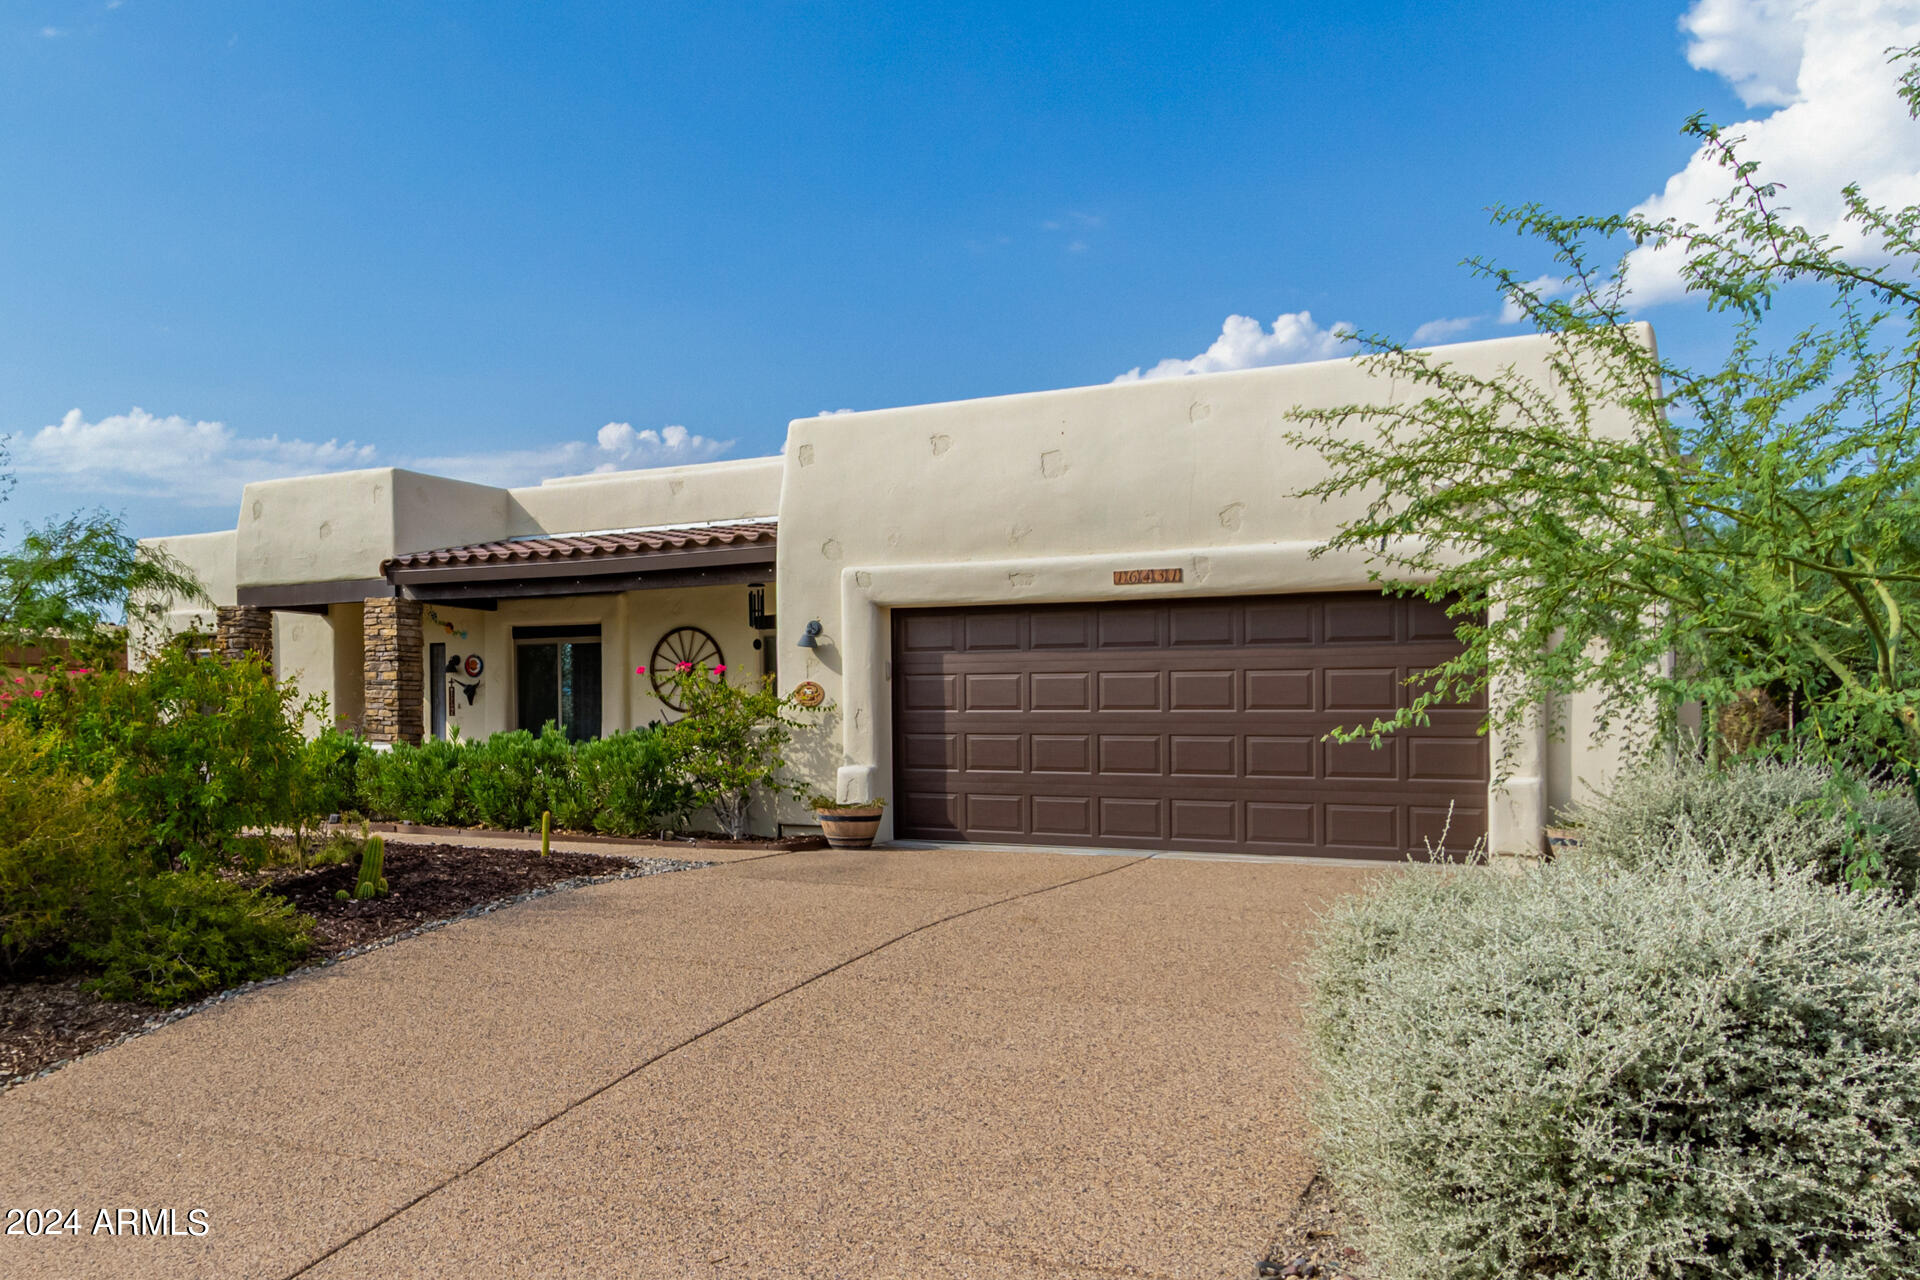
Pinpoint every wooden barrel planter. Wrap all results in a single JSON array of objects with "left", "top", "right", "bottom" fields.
[{"left": 814, "top": 805, "right": 885, "bottom": 850}]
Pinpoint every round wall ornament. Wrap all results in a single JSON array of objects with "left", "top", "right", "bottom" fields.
[
  {"left": 463, "top": 654, "right": 484, "bottom": 678},
  {"left": 792, "top": 680, "right": 826, "bottom": 708},
  {"left": 649, "top": 627, "right": 724, "bottom": 712}
]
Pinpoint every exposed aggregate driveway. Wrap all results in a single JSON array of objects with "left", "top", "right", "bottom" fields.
[{"left": 0, "top": 844, "right": 1377, "bottom": 1279}]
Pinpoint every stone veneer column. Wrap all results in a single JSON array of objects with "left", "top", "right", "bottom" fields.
[
  {"left": 214, "top": 605, "right": 273, "bottom": 666},
  {"left": 362, "top": 596, "right": 424, "bottom": 745}
]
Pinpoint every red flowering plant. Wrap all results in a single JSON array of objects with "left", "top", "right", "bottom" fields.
[{"left": 644, "top": 661, "right": 820, "bottom": 840}]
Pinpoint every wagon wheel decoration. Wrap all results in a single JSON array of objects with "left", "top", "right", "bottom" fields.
[{"left": 649, "top": 626, "right": 724, "bottom": 712}]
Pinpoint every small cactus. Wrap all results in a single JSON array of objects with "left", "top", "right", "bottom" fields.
[
  {"left": 334, "top": 888, "right": 349, "bottom": 902},
  {"left": 540, "top": 809, "right": 551, "bottom": 857},
  {"left": 355, "top": 833, "right": 387, "bottom": 899}
]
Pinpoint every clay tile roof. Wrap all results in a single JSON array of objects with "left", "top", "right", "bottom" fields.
[{"left": 384, "top": 520, "right": 777, "bottom": 573}]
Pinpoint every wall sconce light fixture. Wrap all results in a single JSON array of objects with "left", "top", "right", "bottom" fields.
[{"left": 796, "top": 620, "right": 823, "bottom": 649}]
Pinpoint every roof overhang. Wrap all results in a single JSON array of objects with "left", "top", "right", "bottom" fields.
[
  {"left": 236, "top": 577, "right": 396, "bottom": 612},
  {"left": 379, "top": 522, "right": 777, "bottom": 605}
]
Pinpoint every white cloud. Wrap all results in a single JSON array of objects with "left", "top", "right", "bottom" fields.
[
  {"left": 1498, "top": 273, "right": 1566, "bottom": 324},
  {"left": 1411, "top": 315, "right": 1481, "bottom": 343},
  {"left": 409, "top": 421, "right": 726, "bottom": 488},
  {"left": 17, "top": 408, "right": 376, "bottom": 507},
  {"left": 1113, "top": 312, "right": 1356, "bottom": 382},
  {"left": 39, "top": 25, "right": 65, "bottom": 37},
  {"left": 1628, "top": 0, "right": 1920, "bottom": 301},
  {"left": 1041, "top": 212, "right": 1103, "bottom": 232},
  {"left": 13, "top": 408, "right": 730, "bottom": 510}
]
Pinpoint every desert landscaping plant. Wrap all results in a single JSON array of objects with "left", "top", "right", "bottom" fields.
[
  {"left": 354, "top": 834, "right": 388, "bottom": 899},
  {"left": 1309, "top": 852, "right": 1920, "bottom": 1280},
  {"left": 7, "top": 647, "right": 321, "bottom": 871},
  {"left": 1285, "top": 44, "right": 1920, "bottom": 885},
  {"left": 0, "top": 509, "right": 207, "bottom": 664},
  {"left": 0, "top": 718, "right": 312, "bottom": 1004},
  {"left": 1564, "top": 751, "right": 1920, "bottom": 899},
  {"left": 0, "top": 721, "right": 135, "bottom": 974},
  {"left": 338, "top": 723, "right": 689, "bottom": 837},
  {"left": 651, "top": 661, "right": 818, "bottom": 840},
  {"left": 78, "top": 871, "right": 312, "bottom": 1005}
]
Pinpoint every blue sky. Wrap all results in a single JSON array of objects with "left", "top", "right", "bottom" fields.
[{"left": 3, "top": 0, "right": 1914, "bottom": 537}]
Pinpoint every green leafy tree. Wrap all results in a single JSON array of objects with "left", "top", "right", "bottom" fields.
[
  {"left": 0, "top": 510, "right": 207, "bottom": 664},
  {"left": 1284, "top": 45, "right": 1920, "bottom": 885},
  {"left": 653, "top": 661, "right": 818, "bottom": 839}
]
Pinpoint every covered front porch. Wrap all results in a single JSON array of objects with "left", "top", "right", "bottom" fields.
[{"left": 213, "top": 521, "right": 778, "bottom": 744}]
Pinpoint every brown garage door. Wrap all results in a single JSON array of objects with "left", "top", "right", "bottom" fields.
[{"left": 892, "top": 593, "right": 1487, "bottom": 859}]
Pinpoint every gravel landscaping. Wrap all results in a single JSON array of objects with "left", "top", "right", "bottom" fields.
[
  {"left": 1, "top": 840, "right": 705, "bottom": 1088},
  {"left": 1258, "top": 1170, "right": 1375, "bottom": 1279}
]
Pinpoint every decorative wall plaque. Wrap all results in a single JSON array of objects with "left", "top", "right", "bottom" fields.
[
  {"left": 1113, "top": 567, "right": 1183, "bottom": 585},
  {"left": 792, "top": 680, "right": 827, "bottom": 708}
]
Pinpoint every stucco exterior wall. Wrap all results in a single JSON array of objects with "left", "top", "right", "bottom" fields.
[
  {"left": 774, "top": 328, "right": 1653, "bottom": 853},
  {"left": 223, "top": 460, "right": 781, "bottom": 593},
  {"left": 506, "top": 456, "right": 781, "bottom": 536},
  {"left": 235, "top": 468, "right": 517, "bottom": 588},
  {"left": 329, "top": 602, "right": 365, "bottom": 731},
  {"left": 272, "top": 612, "right": 338, "bottom": 731},
  {"left": 130, "top": 529, "right": 236, "bottom": 665}
]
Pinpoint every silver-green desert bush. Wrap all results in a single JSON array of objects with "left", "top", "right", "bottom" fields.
[
  {"left": 1309, "top": 854, "right": 1920, "bottom": 1280},
  {"left": 1564, "top": 753, "right": 1920, "bottom": 899}
]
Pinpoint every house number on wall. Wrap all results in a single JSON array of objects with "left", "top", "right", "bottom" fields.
[{"left": 1113, "top": 568, "right": 1183, "bottom": 585}]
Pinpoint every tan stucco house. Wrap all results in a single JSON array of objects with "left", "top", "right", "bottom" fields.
[{"left": 140, "top": 331, "right": 1639, "bottom": 858}]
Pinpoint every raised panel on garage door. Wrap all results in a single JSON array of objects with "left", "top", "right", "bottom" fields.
[{"left": 891, "top": 594, "right": 1487, "bottom": 858}]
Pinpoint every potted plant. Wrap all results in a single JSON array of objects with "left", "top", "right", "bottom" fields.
[{"left": 809, "top": 795, "right": 886, "bottom": 850}]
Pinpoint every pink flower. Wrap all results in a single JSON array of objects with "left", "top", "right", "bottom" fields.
[
  {"left": 30, "top": 690, "right": 45, "bottom": 699},
  {"left": 635, "top": 665, "right": 647, "bottom": 675},
  {"left": 712, "top": 664, "right": 726, "bottom": 673},
  {"left": 10, "top": 677, "right": 22, "bottom": 686},
  {"left": 675, "top": 661, "right": 693, "bottom": 672},
  {"left": 67, "top": 667, "right": 92, "bottom": 676}
]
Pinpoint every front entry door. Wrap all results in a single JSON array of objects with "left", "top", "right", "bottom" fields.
[
  {"left": 430, "top": 642, "right": 447, "bottom": 739},
  {"left": 514, "top": 627, "right": 603, "bottom": 741}
]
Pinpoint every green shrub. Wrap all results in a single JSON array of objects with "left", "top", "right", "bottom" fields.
[
  {"left": 571, "top": 729, "right": 689, "bottom": 836},
  {"left": 1564, "top": 752, "right": 1920, "bottom": 899},
  {"left": 0, "top": 722, "right": 137, "bottom": 973},
  {"left": 79, "top": 871, "right": 311, "bottom": 1005},
  {"left": 398, "top": 737, "right": 464, "bottom": 825},
  {"left": 11, "top": 648, "right": 320, "bottom": 870},
  {"left": 1309, "top": 854, "right": 1920, "bottom": 1280},
  {"left": 461, "top": 729, "right": 554, "bottom": 829},
  {"left": 349, "top": 724, "right": 684, "bottom": 834},
  {"left": 300, "top": 727, "right": 368, "bottom": 818}
]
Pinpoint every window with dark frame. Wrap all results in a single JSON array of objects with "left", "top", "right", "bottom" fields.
[{"left": 512, "top": 625, "right": 603, "bottom": 741}]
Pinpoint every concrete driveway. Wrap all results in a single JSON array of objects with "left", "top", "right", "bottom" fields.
[{"left": 0, "top": 845, "right": 1377, "bottom": 1279}]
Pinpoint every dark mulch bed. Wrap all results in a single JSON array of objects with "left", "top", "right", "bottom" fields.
[
  {"left": 358, "top": 821, "right": 826, "bottom": 852},
  {"left": 1, "top": 978, "right": 159, "bottom": 1086},
  {"left": 266, "top": 842, "right": 654, "bottom": 956},
  {"left": 2, "top": 841, "right": 704, "bottom": 1088}
]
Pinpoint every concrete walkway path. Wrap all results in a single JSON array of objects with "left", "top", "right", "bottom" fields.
[{"left": 0, "top": 846, "right": 1378, "bottom": 1279}]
